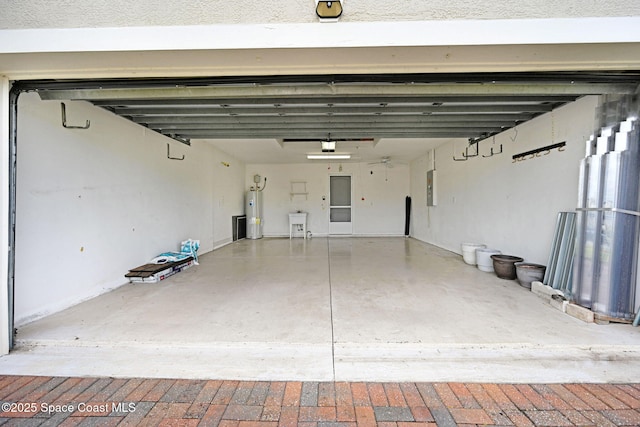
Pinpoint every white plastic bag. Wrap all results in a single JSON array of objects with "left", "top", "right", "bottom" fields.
[{"left": 150, "top": 252, "right": 190, "bottom": 264}]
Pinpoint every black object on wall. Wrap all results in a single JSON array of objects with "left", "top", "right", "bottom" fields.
[{"left": 405, "top": 196, "right": 412, "bottom": 236}]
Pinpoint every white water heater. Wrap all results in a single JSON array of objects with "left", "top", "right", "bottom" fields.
[
  {"left": 246, "top": 175, "right": 266, "bottom": 239},
  {"left": 246, "top": 190, "right": 263, "bottom": 239}
]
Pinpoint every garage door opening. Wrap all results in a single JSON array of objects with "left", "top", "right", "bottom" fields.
[{"left": 5, "top": 72, "right": 640, "bottom": 381}]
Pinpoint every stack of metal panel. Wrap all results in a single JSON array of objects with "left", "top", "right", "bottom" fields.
[
  {"left": 574, "top": 131, "right": 608, "bottom": 309},
  {"left": 573, "top": 95, "right": 640, "bottom": 320},
  {"left": 544, "top": 212, "right": 576, "bottom": 295}
]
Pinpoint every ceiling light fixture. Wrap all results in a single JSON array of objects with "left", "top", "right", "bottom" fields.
[
  {"left": 316, "top": 0, "right": 343, "bottom": 21},
  {"left": 307, "top": 154, "right": 351, "bottom": 160},
  {"left": 321, "top": 140, "right": 336, "bottom": 152}
]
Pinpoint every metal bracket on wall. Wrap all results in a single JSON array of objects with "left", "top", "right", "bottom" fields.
[
  {"left": 60, "top": 102, "right": 90, "bottom": 129},
  {"left": 452, "top": 152, "right": 468, "bottom": 161},
  {"left": 167, "top": 143, "right": 185, "bottom": 161},
  {"left": 453, "top": 141, "right": 480, "bottom": 161},
  {"left": 483, "top": 140, "right": 503, "bottom": 158},
  {"left": 463, "top": 142, "right": 479, "bottom": 159}
]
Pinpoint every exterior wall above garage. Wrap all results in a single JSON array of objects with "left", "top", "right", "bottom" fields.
[
  {"left": 2, "top": 18, "right": 640, "bottom": 81},
  {"left": 1, "top": 0, "right": 640, "bottom": 28}
]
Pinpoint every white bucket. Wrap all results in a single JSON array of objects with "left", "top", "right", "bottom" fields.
[
  {"left": 461, "top": 243, "right": 486, "bottom": 265},
  {"left": 476, "top": 248, "right": 502, "bottom": 272}
]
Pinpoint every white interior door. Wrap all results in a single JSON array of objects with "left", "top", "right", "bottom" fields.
[{"left": 329, "top": 175, "right": 352, "bottom": 235}]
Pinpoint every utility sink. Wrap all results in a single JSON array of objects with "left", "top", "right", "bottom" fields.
[{"left": 289, "top": 212, "right": 307, "bottom": 239}]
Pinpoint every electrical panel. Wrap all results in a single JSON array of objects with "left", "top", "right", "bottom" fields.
[{"left": 427, "top": 170, "right": 437, "bottom": 206}]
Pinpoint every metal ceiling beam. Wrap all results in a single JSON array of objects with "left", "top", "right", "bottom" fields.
[
  {"left": 161, "top": 130, "right": 489, "bottom": 139},
  {"left": 88, "top": 95, "right": 580, "bottom": 106},
  {"left": 15, "top": 72, "right": 640, "bottom": 92},
  {"left": 114, "top": 105, "right": 553, "bottom": 116},
  {"left": 37, "top": 82, "right": 638, "bottom": 101},
  {"left": 23, "top": 72, "right": 640, "bottom": 142},
  {"left": 148, "top": 122, "right": 509, "bottom": 131},
  {"left": 131, "top": 113, "right": 536, "bottom": 124}
]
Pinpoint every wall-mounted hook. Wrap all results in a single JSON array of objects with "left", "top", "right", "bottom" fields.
[
  {"left": 167, "top": 143, "right": 185, "bottom": 160},
  {"left": 453, "top": 152, "right": 468, "bottom": 161},
  {"left": 482, "top": 143, "right": 503, "bottom": 158},
  {"left": 60, "top": 102, "right": 90, "bottom": 129},
  {"left": 463, "top": 142, "right": 479, "bottom": 159},
  {"left": 454, "top": 141, "right": 481, "bottom": 161},
  {"left": 558, "top": 145, "right": 566, "bottom": 152},
  {"left": 453, "top": 142, "right": 468, "bottom": 161}
]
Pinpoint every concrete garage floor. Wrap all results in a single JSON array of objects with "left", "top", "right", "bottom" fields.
[{"left": 2, "top": 238, "right": 640, "bottom": 382}]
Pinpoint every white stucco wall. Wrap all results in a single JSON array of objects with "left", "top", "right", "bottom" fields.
[
  {"left": 410, "top": 96, "right": 598, "bottom": 265},
  {"left": 1, "top": 0, "right": 639, "bottom": 28},
  {"left": 2, "top": 17, "right": 640, "bottom": 80},
  {"left": 14, "top": 93, "right": 244, "bottom": 325},
  {"left": 212, "top": 151, "right": 247, "bottom": 248},
  {"left": 245, "top": 162, "right": 410, "bottom": 237}
]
